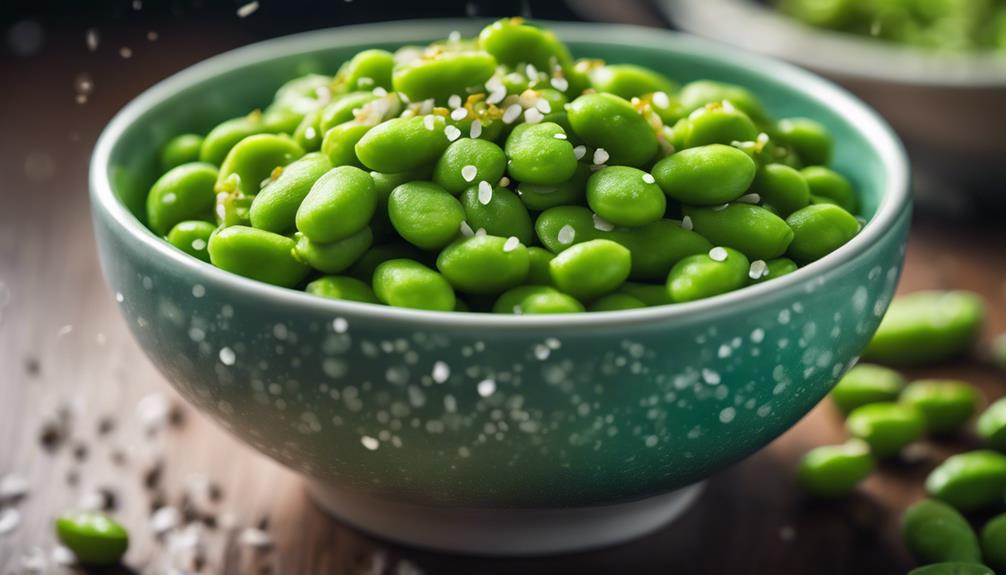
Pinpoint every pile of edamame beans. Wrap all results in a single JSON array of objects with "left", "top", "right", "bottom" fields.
[
  {"left": 799, "top": 291, "right": 1006, "bottom": 575},
  {"left": 146, "top": 17, "right": 863, "bottom": 313},
  {"left": 778, "top": 0, "right": 1006, "bottom": 53}
]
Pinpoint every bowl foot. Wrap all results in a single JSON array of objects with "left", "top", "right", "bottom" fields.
[{"left": 306, "top": 480, "right": 704, "bottom": 555}]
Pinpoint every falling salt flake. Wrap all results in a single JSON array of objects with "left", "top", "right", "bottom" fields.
[
  {"left": 533, "top": 344, "right": 551, "bottom": 360},
  {"left": 573, "top": 145, "right": 586, "bottom": 160},
  {"left": 469, "top": 120, "right": 482, "bottom": 139},
  {"left": 652, "top": 91, "right": 670, "bottom": 109},
  {"left": 503, "top": 236, "right": 520, "bottom": 253},
  {"left": 557, "top": 224, "right": 576, "bottom": 245},
  {"left": 57, "top": 324, "right": 73, "bottom": 337},
  {"left": 119, "top": 47, "right": 132, "bottom": 59},
  {"left": 476, "top": 378, "right": 496, "bottom": 397},
  {"left": 239, "top": 527, "right": 273, "bottom": 549},
  {"left": 333, "top": 317, "right": 349, "bottom": 333},
  {"left": 477, "top": 181, "right": 493, "bottom": 205},
  {"left": 749, "top": 260, "right": 768, "bottom": 280},
  {"left": 702, "top": 369, "right": 721, "bottom": 385},
  {"left": 709, "top": 247, "right": 728, "bottom": 262},
  {"left": 218, "top": 347, "right": 236, "bottom": 366},
  {"left": 737, "top": 193, "right": 760, "bottom": 204},
  {"left": 502, "top": 103, "right": 522, "bottom": 124},
  {"left": 681, "top": 216, "right": 694, "bottom": 231},
  {"left": 447, "top": 94, "right": 462, "bottom": 109},
  {"left": 642, "top": 173, "right": 656, "bottom": 184},
  {"left": 553, "top": 132, "right": 567, "bottom": 140},
  {"left": 460, "top": 165, "right": 478, "bottom": 183},
  {"left": 431, "top": 361, "right": 450, "bottom": 383},
  {"left": 459, "top": 221, "right": 475, "bottom": 238},
  {"left": 450, "top": 107, "right": 468, "bottom": 121},
  {"left": 550, "top": 76, "right": 568, "bottom": 91},
  {"left": 592, "top": 148, "right": 609, "bottom": 165},
  {"left": 85, "top": 28, "right": 99, "bottom": 51},
  {"left": 0, "top": 474, "right": 28, "bottom": 504},
  {"left": 592, "top": 213, "right": 614, "bottom": 232},
  {"left": 0, "top": 508, "right": 21, "bottom": 534},
  {"left": 535, "top": 99, "right": 551, "bottom": 114},
  {"left": 191, "top": 284, "right": 205, "bottom": 298},
  {"left": 423, "top": 115, "right": 435, "bottom": 131},
  {"left": 150, "top": 506, "right": 180, "bottom": 536},
  {"left": 524, "top": 107, "right": 544, "bottom": 124},
  {"left": 236, "top": 1, "right": 259, "bottom": 17},
  {"left": 361, "top": 436, "right": 379, "bottom": 450},
  {"left": 444, "top": 125, "right": 462, "bottom": 142}
]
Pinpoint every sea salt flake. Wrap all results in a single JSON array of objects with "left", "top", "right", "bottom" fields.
[
  {"left": 523, "top": 107, "right": 543, "bottom": 124},
  {"left": 239, "top": 527, "right": 273, "bottom": 549},
  {"left": 450, "top": 107, "right": 468, "bottom": 121},
  {"left": 459, "top": 221, "right": 475, "bottom": 237},
  {"left": 592, "top": 214, "right": 614, "bottom": 232},
  {"left": 423, "top": 115, "right": 435, "bottom": 130},
  {"left": 503, "top": 236, "right": 520, "bottom": 253},
  {"left": 444, "top": 125, "right": 462, "bottom": 141},
  {"left": 681, "top": 216, "right": 694, "bottom": 231},
  {"left": 557, "top": 224, "right": 575, "bottom": 245},
  {"left": 749, "top": 260, "right": 768, "bottom": 279},
  {"left": 550, "top": 76, "right": 568, "bottom": 91},
  {"left": 461, "top": 165, "right": 477, "bottom": 182},
  {"left": 535, "top": 99, "right": 551, "bottom": 114},
  {"left": 469, "top": 120, "right": 482, "bottom": 139},
  {"left": 592, "top": 148, "right": 609, "bottom": 165},
  {"left": 553, "top": 132, "right": 567, "bottom": 140},
  {"left": 709, "top": 247, "right": 728, "bottom": 262},
  {"left": 478, "top": 181, "right": 493, "bottom": 205},
  {"left": 573, "top": 145, "right": 586, "bottom": 160},
  {"left": 737, "top": 193, "right": 760, "bottom": 204},
  {"left": 502, "top": 104, "right": 522, "bottom": 124},
  {"left": 447, "top": 94, "right": 462, "bottom": 109},
  {"left": 642, "top": 173, "right": 656, "bottom": 184},
  {"left": 0, "top": 474, "right": 28, "bottom": 504},
  {"left": 0, "top": 509, "right": 20, "bottom": 534},
  {"left": 652, "top": 91, "right": 670, "bottom": 109},
  {"left": 333, "top": 317, "right": 348, "bottom": 333}
]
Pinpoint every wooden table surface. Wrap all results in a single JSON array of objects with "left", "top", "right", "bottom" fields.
[{"left": 2, "top": 10, "right": 1005, "bottom": 575}]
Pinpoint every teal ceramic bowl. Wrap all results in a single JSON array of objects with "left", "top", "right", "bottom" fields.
[{"left": 90, "top": 20, "right": 910, "bottom": 554}]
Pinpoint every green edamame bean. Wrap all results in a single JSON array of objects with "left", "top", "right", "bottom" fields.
[
  {"left": 864, "top": 291, "right": 986, "bottom": 366},
  {"left": 388, "top": 181, "right": 465, "bottom": 250},
  {"left": 55, "top": 511, "right": 129, "bottom": 566},
  {"left": 901, "top": 380, "right": 981, "bottom": 435},
  {"left": 830, "top": 363, "right": 906, "bottom": 414},
  {"left": 319, "top": 92, "right": 379, "bottom": 133},
  {"left": 493, "top": 285, "right": 553, "bottom": 314},
  {"left": 334, "top": 49, "right": 394, "bottom": 92},
  {"left": 273, "top": 74, "right": 330, "bottom": 112},
  {"left": 296, "top": 166, "right": 377, "bottom": 243},
  {"left": 321, "top": 121, "right": 371, "bottom": 168},
  {"left": 750, "top": 257, "right": 799, "bottom": 284},
  {"left": 520, "top": 290, "right": 585, "bottom": 314},
  {"left": 666, "top": 247, "right": 750, "bottom": 303},
  {"left": 619, "top": 282, "right": 673, "bottom": 307},
  {"left": 785, "top": 204, "right": 859, "bottom": 262},
  {"left": 460, "top": 185, "right": 534, "bottom": 245},
  {"left": 305, "top": 275, "right": 379, "bottom": 304},
  {"left": 908, "top": 564, "right": 995, "bottom": 575},
  {"left": 535, "top": 205, "right": 601, "bottom": 253},
  {"left": 372, "top": 259, "right": 455, "bottom": 311},
  {"left": 478, "top": 18, "right": 573, "bottom": 72},
  {"left": 567, "top": 93, "right": 658, "bottom": 167},
  {"left": 294, "top": 228, "right": 372, "bottom": 274},
  {"left": 294, "top": 108, "right": 325, "bottom": 152},
  {"left": 801, "top": 166, "right": 858, "bottom": 213},
  {"left": 433, "top": 138, "right": 506, "bottom": 194},
  {"left": 261, "top": 105, "right": 303, "bottom": 135},
  {"left": 249, "top": 152, "right": 332, "bottom": 233},
  {"left": 160, "top": 133, "right": 204, "bottom": 171},
  {"left": 777, "top": 117, "right": 832, "bottom": 166},
  {"left": 902, "top": 499, "right": 982, "bottom": 564},
  {"left": 586, "top": 166, "right": 666, "bottom": 227},
  {"left": 549, "top": 239, "right": 630, "bottom": 301},
  {"left": 588, "top": 293, "right": 647, "bottom": 312},
  {"left": 588, "top": 64, "right": 677, "bottom": 99},
  {"left": 926, "top": 450, "right": 1006, "bottom": 512},
  {"left": 216, "top": 134, "right": 305, "bottom": 197},
  {"left": 797, "top": 439, "right": 874, "bottom": 497},
  {"left": 348, "top": 242, "right": 428, "bottom": 282},
  {"left": 846, "top": 402, "right": 925, "bottom": 457},
  {"left": 679, "top": 80, "right": 768, "bottom": 123},
  {"left": 199, "top": 113, "right": 265, "bottom": 166},
  {"left": 684, "top": 204, "right": 794, "bottom": 261},
  {"left": 517, "top": 163, "right": 589, "bottom": 211},
  {"left": 166, "top": 220, "right": 215, "bottom": 263},
  {"left": 750, "top": 163, "right": 810, "bottom": 217},
  {"left": 651, "top": 144, "right": 756, "bottom": 206},
  {"left": 504, "top": 122, "right": 577, "bottom": 185},
  {"left": 392, "top": 50, "right": 497, "bottom": 103},
  {"left": 146, "top": 163, "right": 218, "bottom": 236},
  {"left": 683, "top": 102, "right": 759, "bottom": 148},
  {"left": 436, "top": 235, "right": 529, "bottom": 294},
  {"left": 355, "top": 115, "right": 450, "bottom": 173},
  {"left": 207, "top": 225, "right": 310, "bottom": 288},
  {"left": 977, "top": 398, "right": 1006, "bottom": 451},
  {"left": 526, "top": 247, "right": 554, "bottom": 285},
  {"left": 982, "top": 514, "right": 1006, "bottom": 571},
  {"left": 611, "top": 220, "right": 713, "bottom": 281}
]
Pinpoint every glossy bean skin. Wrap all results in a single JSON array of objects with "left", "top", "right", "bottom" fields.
[
  {"left": 393, "top": 50, "right": 497, "bottom": 103},
  {"left": 460, "top": 186, "right": 534, "bottom": 245},
  {"left": 518, "top": 163, "right": 589, "bottom": 211},
  {"left": 493, "top": 285, "right": 584, "bottom": 314},
  {"left": 355, "top": 115, "right": 449, "bottom": 173},
  {"left": 678, "top": 80, "right": 768, "bottom": 123},
  {"left": 55, "top": 511, "right": 129, "bottom": 566},
  {"left": 749, "top": 257, "right": 799, "bottom": 284},
  {"left": 785, "top": 204, "right": 860, "bottom": 262},
  {"left": 334, "top": 49, "right": 394, "bottom": 91},
  {"left": 586, "top": 166, "right": 666, "bottom": 227},
  {"left": 199, "top": 113, "right": 265, "bottom": 166},
  {"left": 801, "top": 166, "right": 858, "bottom": 213},
  {"left": 504, "top": 122, "right": 577, "bottom": 185},
  {"left": 611, "top": 220, "right": 713, "bottom": 281},
  {"left": 682, "top": 102, "right": 759, "bottom": 148},
  {"left": 652, "top": 144, "right": 756, "bottom": 206},
  {"left": 296, "top": 166, "right": 377, "bottom": 243},
  {"left": 589, "top": 64, "right": 677, "bottom": 99},
  {"left": 146, "top": 163, "right": 218, "bottom": 236},
  {"left": 535, "top": 205, "right": 601, "bottom": 253},
  {"left": 981, "top": 514, "right": 1006, "bottom": 572},
  {"left": 829, "top": 363, "right": 906, "bottom": 414},
  {"left": 160, "top": 133, "right": 204, "bottom": 171},
  {"left": 319, "top": 92, "right": 379, "bottom": 133},
  {"left": 901, "top": 380, "right": 981, "bottom": 435},
  {"left": 797, "top": 439, "right": 874, "bottom": 498},
  {"left": 864, "top": 291, "right": 986, "bottom": 366},
  {"left": 567, "top": 93, "right": 658, "bottom": 167},
  {"left": 478, "top": 18, "right": 573, "bottom": 72},
  {"left": 684, "top": 204, "right": 794, "bottom": 261},
  {"left": 347, "top": 242, "right": 429, "bottom": 283},
  {"left": 587, "top": 293, "right": 647, "bottom": 312},
  {"left": 926, "top": 450, "right": 1006, "bottom": 512},
  {"left": 372, "top": 259, "right": 455, "bottom": 311},
  {"left": 776, "top": 117, "right": 832, "bottom": 167},
  {"left": 294, "top": 228, "right": 373, "bottom": 274},
  {"left": 387, "top": 181, "right": 465, "bottom": 250},
  {"left": 437, "top": 235, "right": 530, "bottom": 294},
  {"left": 902, "top": 500, "right": 982, "bottom": 565},
  {"left": 207, "top": 226, "right": 310, "bottom": 288},
  {"left": 305, "top": 275, "right": 380, "bottom": 304},
  {"left": 434, "top": 138, "right": 506, "bottom": 194},
  {"left": 907, "top": 564, "right": 995, "bottom": 575},
  {"left": 165, "top": 220, "right": 216, "bottom": 263},
  {"left": 666, "top": 247, "right": 750, "bottom": 303},
  {"left": 216, "top": 134, "right": 305, "bottom": 197},
  {"left": 619, "top": 282, "right": 673, "bottom": 307},
  {"left": 976, "top": 397, "right": 1006, "bottom": 451},
  {"left": 249, "top": 152, "right": 332, "bottom": 233},
  {"left": 526, "top": 247, "right": 555, "bottom": 285},
  {"left": 750, "top": 163, "right": 810, "bottom": 217},
  {"left": 321, "top": 121, "right": 371, "bottom": 168},
  {"left": 549, "top": 239, "right": 631, "bottom": 301},
  {"left": 846, "top": 402, "right": 925, "bottom": 457}
]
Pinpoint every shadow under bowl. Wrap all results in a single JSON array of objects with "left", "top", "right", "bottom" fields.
[{"left": 90, "top": 20, "right": 910, "bottom": 554}]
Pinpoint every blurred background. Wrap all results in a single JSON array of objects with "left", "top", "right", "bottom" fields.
[{"left": 2, "top": 1, "right": 1004, "bottom": 574}]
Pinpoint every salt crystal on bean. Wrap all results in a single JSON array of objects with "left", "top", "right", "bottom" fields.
[
  {"left": 461, "top": 165, "right": 477, "bottom": 182},
  {"left": 592, "top": 148, "right": 609, "bottom": 165},
  {"left": 709, "top": 247, "right": 728, "bottom": 262},
  {"left": 550, "top": 77, "right": 568, "bottom": 91},
  {"left": 469, "top": 120, "right": 482, "bottom": 139},
  {"left": 652, "top": 91, "right": 670, "bottom": 109},
  {"left": 592, "top": 214, "right": 614, "bottom": 232},
  {"left": 737, "top": 193, "right": 760, "bottom": 204},
  {"left": 642, "top": 173, "right": 655, "bottom": 184},
  {"left": 450, "top": 107, "right": 468, "bottom": 121},
  {"left": 573, "top": 145, "right": 586, "bottom": 160},
  {"left": 444, "top": 125, "right": 462, "bottom": 141},
  {"left": 477, "top": 181, "right": 493, "bottom": 205},
  {"left": 459, "top": 221, "right": 474, "bottom": 237},
  {"left": 423, "top": 115, "right": 435, "bottom": 130},
  {"left": 681, "top": 216, "right": 694, "bottom": 230},
  {"left": 448, "top": 94, "right": 462, "bottom": 109},
  {"left": 535, "top": 99, "right": 551, "bottom": 114},
  {"left": 749, "top": 260, "right": 768, "bottom": 279},
  {"left": 524, "top": 107, "right": 543, "bottom": 124},
  {"left": 503, "top": 236, "right": 520, "bottom": 253},
  {"left": 557, "top": 224, "right": 576, "bottom": 245},
  {"left": 502, "top": 104, "right": 522, "bottom": 124}
]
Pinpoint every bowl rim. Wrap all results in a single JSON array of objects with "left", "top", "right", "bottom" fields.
[
  {"left": 90, "top": 18, "right": 910, "bottom": 330},
  {"left": 662, "top": 0, "right": 1006, "bottom": 88}
]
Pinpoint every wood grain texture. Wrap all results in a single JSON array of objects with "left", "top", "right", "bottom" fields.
[{"left": 2, "top": 15, "right": 1005, "bottom": 575}]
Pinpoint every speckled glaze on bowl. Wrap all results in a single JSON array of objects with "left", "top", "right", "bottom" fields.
[{"left": 90, "top": 20, "right": 910, "bottom": 554}]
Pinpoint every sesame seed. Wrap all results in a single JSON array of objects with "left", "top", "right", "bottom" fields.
[
  {"left": 557, "top": 224, "right": 576, "bottom": 245},
  {"left": 450, "top": 107, "right": 468, "bottom": 121},
  {"left": 444, "top": 125, "right": 462, "bottom": 141},
  {"left": 535, "top": 99, "right": 551, "bottom": 114},
  {"left": 553, "top": 132, "right": 567, "bottom": 140},
  {"left": 642, "top": 173, "right": 656, "bottom": 184},
  {"left": 523, "top": 107, "right": 544, "bottom": 124},
  {"left": 459, "top": 221, "right": 475, "bottom": 237},
  {"left": 709, "top": 247, "right": 728, "bottom": 262},
  {"left": 503, "top": 236, "right": 520, "bottom": 252},
  {"left": 236, "top": 1, "right": 259, "bottom": 17},
  {"left": 470, "top": 120, "right": 482, "bottom": 139},
  {"left": 749, "top": 260, "right": 768, "bottom": 279},
  {"left": 592, "top": 148, "right": 609, "bottom": 165},
  {"left": 525, "top": 63, "right": 539, "bottom": 80},
  {"left": 652, "top": 91, "right": 670, "bottom": 109},
  {"left": 486, "top": 87, "right": 507, "bottom": 105},
  {"left": 550, "top": 76, "right": 568, "bottom": 91},
  {"left": 737, "top": 193, "right": 760, "bottom": 204},
  {"left": 423, "top": 115, "right": 435, "bottom": 130},
  {"left": 502, "top": 103, "right": 522, "bottom": 124},
  {"left": 448, "top": 94, "right": 462, "bottom": 109},
  {"left": 592, "top": 213, "right": 614, "bottom": 232},
  {"left": 573, "top": 145, "right": 586, "bottom": 160},
  {"left": 461, "top": 165, "right": 478, "bottom": 182},
  {"left": 478, "top": 181, "right": 493, "bottom": 205}
]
